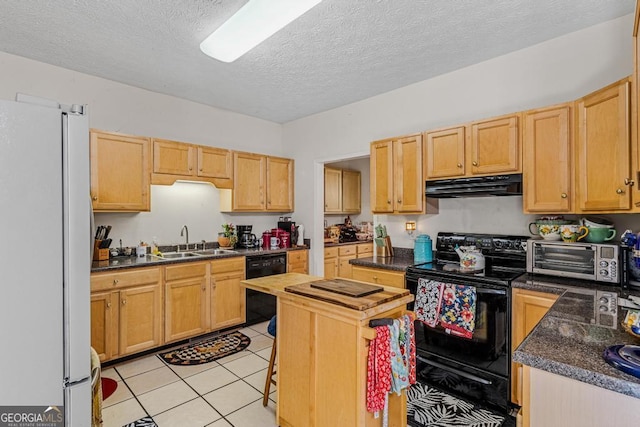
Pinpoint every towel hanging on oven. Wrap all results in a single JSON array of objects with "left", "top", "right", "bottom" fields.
[
  {"left": 439, "top": 283, "right": 477, "bottom": 339},
  {"left": 415, "top": 278, "right": 444, "bottom": 327}
]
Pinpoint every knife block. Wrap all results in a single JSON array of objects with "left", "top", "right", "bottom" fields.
[{"left": 93, "top": 241, "right": 109, "bottom": 261}]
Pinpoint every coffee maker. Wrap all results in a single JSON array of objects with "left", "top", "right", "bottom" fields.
[
  {"left": 236, "top": 225, "right": 258, "bottom": 249},
  {"left": 277, "top": 217, "right": 298, "bottom": 247}
]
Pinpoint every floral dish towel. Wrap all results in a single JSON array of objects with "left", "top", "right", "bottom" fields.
[{"left": 439, "top": 283, "right": 477, "bottom": 339}]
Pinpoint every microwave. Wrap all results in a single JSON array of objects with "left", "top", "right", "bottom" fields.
[{"left": 526, "top": 240, "right": 619, "bottom": 284}]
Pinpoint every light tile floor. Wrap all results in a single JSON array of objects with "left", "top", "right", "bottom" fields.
[{"left": 100, "top": 322, "right": 278, "bottom": 427}]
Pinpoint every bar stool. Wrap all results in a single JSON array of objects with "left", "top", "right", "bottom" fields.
[{"left": 263, "top": 315, "right": 277, "bottom": 406}]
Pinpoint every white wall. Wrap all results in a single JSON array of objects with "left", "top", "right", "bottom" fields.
[
  {"left": 324, "top": 157, "right": 372, "bottom": 227},
  {"left": 0, "top": 51, "right": 285, "bottom": 247},
  {"left": 283, "top": 14, "right": 637, "bottom": 274}
]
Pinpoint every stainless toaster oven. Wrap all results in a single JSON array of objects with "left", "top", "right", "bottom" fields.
[{"left": 526, "top": 239, "right": 619, "bottom": 284}]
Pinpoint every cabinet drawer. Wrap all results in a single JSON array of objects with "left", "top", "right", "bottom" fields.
[
  {"left": 352, "top": 266, "right": 405, "bottom": 288},
  {"left": 165, "top": 262, "right": 207, "bottom": 281},
  {"left": 211, "top": 256, "right": 245, "bottom": 274},
  {"left": 287, "top": 250, "right": 308, "bottom": 263},
  {"left": 356, "top": 243, "right": 373, "bottom": 256},
  {"left": 91, "top": 267, "right": 161, "bottom": 292},
  {"left": 338, "top": 245, "right": 357, "bottom": 256},
  {"left": 324, "top": 247, "right": 339, "bottom": 259}
]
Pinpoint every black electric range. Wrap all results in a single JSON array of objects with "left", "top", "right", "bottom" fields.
[{"left": 405, "top": 232, "right": 529, "bottom": 412}]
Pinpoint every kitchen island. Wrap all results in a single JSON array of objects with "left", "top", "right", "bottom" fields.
[
  {"left": 241, "top": 273, "right": 414, "bottom": 427},
  {"left": 512, "top": 275, "right": 640, "bottom": 426}
]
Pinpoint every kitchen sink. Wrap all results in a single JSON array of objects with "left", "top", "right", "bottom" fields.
[
  {"left": 190, "top": 248, "right": 238, "bottom": 255},
  {"left": 150, "top": 252, "right": 203, "bottom": 259}
]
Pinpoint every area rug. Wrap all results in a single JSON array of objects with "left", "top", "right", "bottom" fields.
[
  {"left": 159, "top": 331, "right": 251, "bottom": 365},
  {"left": 101, "top": 377, "right": 117, "bottom": 400},
  {"left": 407, "top": 382, "right": 506, "bottom": 427}
]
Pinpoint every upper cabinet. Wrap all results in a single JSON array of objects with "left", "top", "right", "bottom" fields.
[
  {"left": 324, "top": 167, "right": 361, "bottom": 214},
  {"left": 90, "top": 129, "right": 151, "bottom": 212},
  {"left": 220, "top": 152, "right": 294, "bottom": 212},
  {"left": 523, "top": 104, "right": 573, "bottom": 213},
  {"left": 371, "top": 133, "right": 431, "bottom": 214},
  {"left": 470, "top": 114, "right": 520, "bottom": 175},
  {"left": 424, "top": 126, "right": 466, "bottom": 179},
  {"left": 575, "top": 78, "right": 633, "bottom": 212},
  {"left": 151, "top": 138, "right": 232, "bottom": 188},
  {"left": 425, "top": 114, "right": 520, "bottom": 180}
]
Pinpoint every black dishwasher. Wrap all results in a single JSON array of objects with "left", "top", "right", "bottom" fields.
[{"left": 245, "top": 252, "right": 286, "bottom": 326}]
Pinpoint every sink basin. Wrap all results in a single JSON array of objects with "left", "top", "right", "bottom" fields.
[
  {"left": 191, "top": 249, "right": 238, "bottom": 255},
  {"left": 151, "top": 252, "right": 203, "bottom": 259}
]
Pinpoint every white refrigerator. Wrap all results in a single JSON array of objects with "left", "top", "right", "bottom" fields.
[{"left": 0, "top": 95, "right": 91, "bottom": 426}]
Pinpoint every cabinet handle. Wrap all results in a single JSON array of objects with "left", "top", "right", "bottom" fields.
[
  {"left": 561, "top": 193, "right": 567, "bottom": 199},
  {"left": 92, "top": 196, "right": 98, "bottom": 201},
  {"left": 121, "top": 299, "right": 126, "bottom": 305},
  {"left": 457, "top": 163, "right": 462, "bottom": 168},
  {"left": 472, "top": 161, "right": 478, "bottom": 166},
  {"left": 387, "top": 200, "right": 391, "bottom": 204},
  {"left": 373, "top": 276, "right": 378, "bottom": 281},
  {"left": 617, "top": 188, "right": 625, "bottom": 195},
  {"left": 106, "top": 302, "right": 111, "bottom": 309},
  {"left": 397, "top": 199, "right": 401, "bottom": 204},
  {"left": 113, "top": 279, "right": 119, "bottom": 286},
  {"left": 625, "top": 178, "right": 634, "bottom": 186},
  {"left": 202, "top": 285, "right": 206, "bottom": 291}
]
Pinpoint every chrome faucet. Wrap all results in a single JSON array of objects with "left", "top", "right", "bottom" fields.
[{"left": 180, "top": 225, "right": 189, "bottom": 250}]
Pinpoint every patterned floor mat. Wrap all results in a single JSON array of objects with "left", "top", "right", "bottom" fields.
[
  {"left": 159, "top": 331, "right": 251, "bottom": 365},
  {"left": 407, "top": 382, "right": 506, "bottom": 427},
  {"left": 123, "top": 417, "right": 156, "bottom": 427}
]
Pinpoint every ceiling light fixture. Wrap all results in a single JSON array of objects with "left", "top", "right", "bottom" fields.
[{"left": 200, "top": 0, "right": 323, "bottom": 63}]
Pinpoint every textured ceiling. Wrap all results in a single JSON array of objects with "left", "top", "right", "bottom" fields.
[{"left": 0, "top": 0, "right": 635, "bottom": 123}]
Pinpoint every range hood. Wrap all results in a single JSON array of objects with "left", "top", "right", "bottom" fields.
[{"left": 425, "top": 174, "right": 522, "bottom": 198}]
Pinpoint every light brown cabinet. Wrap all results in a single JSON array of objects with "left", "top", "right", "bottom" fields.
[
  {"left": 323, "top": 246, "right": 339, "bottom": 279},
  {"left": 337, "top": 245, "right": 357, "bottom": 278},
  {"left": 90, "top": 267, "right": 163, "bottom": 362},
  {"left": 511, "top": 287, "right": 558, "bottom": 406},
  {"left": 165, "top": 262, "right": 210, "bottom": 343},
  {"left": 523, "top": 104, "right": 573, "bottom": 213},
  {"left": 90, "top": 129, "right": 151, "bottom": 212},
  {"left": 221, "top": 152, "right": 294, "bottom": 212},
  {"left": 287, "top": 250, "right": 309, "bottom": 274},
  {"left": 210, "top": 257, "right": 246, "bottom": 330},
  {"left": 356, "top": 242, "right": 374, "bottom": 258},
  {"left": 324, "top": 167, "right": 361, "bottom": 214},
  {"left": 425, "top": 125, "right": 466, "bottom": 179},
  {"left": 151, "top": 138, "right": 232, "bottom": 187},
  {"left": 351, "top": 265, "right": 405, "bottom": 288},
  {"left": 371, "top": 133, "right": 426, "bottom": 214},
  {"left": 575, "top": 78, "right": 633, "bottom": 212}
]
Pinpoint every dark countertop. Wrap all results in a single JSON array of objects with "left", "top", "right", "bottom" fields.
[
  {"left": 348, "top": 247, "right": 415, "bottom": 272},
  {"left": 92, "top": 245, "right": 309, "bottom": 273},
  {"left": 512, "top": 273, "right": 640, "bottom": 399}
]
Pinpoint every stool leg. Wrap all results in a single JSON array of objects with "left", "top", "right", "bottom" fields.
[{"left": 263, "top": 338, "right": 277, "bottom": 407}]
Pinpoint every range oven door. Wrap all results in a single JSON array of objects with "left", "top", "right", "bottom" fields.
[{"left": 406, "top": 272, "right": 511, "bottom": 411}]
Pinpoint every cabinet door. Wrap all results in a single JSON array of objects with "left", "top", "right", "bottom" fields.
[
  {"left": 165, "top": 279, "right": 209, "bottom": 342},
  {"left": 197, "top": 146, "right": 232, "bottom": 179},
  {"left": 351, "top": 266, "right": 405, "bottom": 288},
  {"left": 153, "top": 138, "right": 194, "bottom": 176},
  {"left": 119, "top": 283, "right": 163, "bottom": 356},
  {"left": 576, "top": 79, "right": 632, "bottom": 212},
  {"left": 211, "top": 271, "right": 246, "bottom": 330},
  {"left": 324, "top": 167, "right": 342, "bottom": 213},
  {"left": 90, "top": 130, "right": 150, "bottom": 211},
  {"left": 425, "top": 126, "right": 466, "bottom": 179},
  {"left": 470, "top": 115, "right": 520, "bottom": 175},
  {"left": 90, "top": 291, "right": 118, "bottom": 362},
  {"left": 370, "top": 140, "right": 394, "bottom": 213},
  {"left": 266, "top": 156, "right": 294, "bottom": 212},
  {"left": 511, "top": 288, "right": 558, "bottom": 406},
  {"left": 287, "top": 250, "right": 308, "bottom": 274},
  {"left": 342, "top": 169, "right": 361, "bottom": 213},
  {"left": 523, "top": 105, "right": 573, "bottom": 213},
  {"left": 233, "top": 152, "right": 266, "bottom": 210},
  {"left": 338, "top": 256, "right": 356, "bottom": 279},
  {"left": 394, "top": 134, "right": 424, "bottom": 212}
]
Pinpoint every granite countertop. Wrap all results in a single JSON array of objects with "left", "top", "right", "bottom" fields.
[
  {"left": 348, "top": 247, "right": 415, "bottom": 272},
  {"left": 92, "top": 245, "right": 309, "bottom": 273},
  {"left": 512, "top": 274, "right": 640, "bottom": 399}
]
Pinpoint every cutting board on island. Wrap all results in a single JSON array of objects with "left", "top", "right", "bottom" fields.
[{"left": 285, "top": 278, "right": 409, "bottom": 310}]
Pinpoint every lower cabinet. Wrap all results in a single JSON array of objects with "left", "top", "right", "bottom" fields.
[
  {"left": 165, "top": 262, "right": 210, "bottom": 343},
  {"left": 351, "top": 265, "right": 405, "bottom": 288},
  {"left": 90, "top": 267, "right": 163, "bottom": 362},
  {"left": 324, "top": 247, "right": 339, "bottom": 279},
  {"left": 356, "top": 242, "right": 374, "bottom": 258},
  {"left": 338, "top": 245, "right": 357, "bottom": 278},
  {"left": 511, "top": 288, "right": 559, "bottom": 406},
  {"left": 287, "top": 249, "right": 309, "bottom": 273},
  {"left": 210, "top": 257, "right": 246, "bottom": 330}
]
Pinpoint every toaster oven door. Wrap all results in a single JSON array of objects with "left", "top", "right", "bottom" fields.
[{"left": 528, "top": 242, "right": 597, "bottom": 279}]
